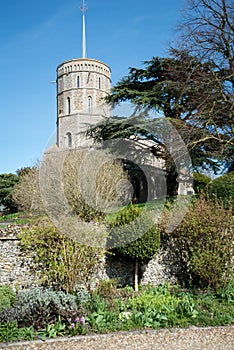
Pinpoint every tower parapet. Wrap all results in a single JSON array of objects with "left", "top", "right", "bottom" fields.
[{"left": 57, "top": 58, "right": 111, "bottom": 117}]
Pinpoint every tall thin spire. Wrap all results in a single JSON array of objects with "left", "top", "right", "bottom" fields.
[{"left": 80, "top": 0, "right": 88, "bottom": 58}]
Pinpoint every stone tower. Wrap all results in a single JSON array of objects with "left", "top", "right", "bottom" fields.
[{"left": 56, "top": 2, "right": 111, "bottom": 149}]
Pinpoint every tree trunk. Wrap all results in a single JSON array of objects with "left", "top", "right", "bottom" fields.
[
  {"left": 165, "top": 156, "right": 179, "bottom": 197},
  {"left": 134, "top": 259, "right": 139, "bottom": 292}
]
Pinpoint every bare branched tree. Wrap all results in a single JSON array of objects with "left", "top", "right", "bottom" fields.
[
  {"left": 177, "top": 0, "right": 233, "bottom": 79},
  {"left": 12, "top": 166, "right": 43, "bottom": 213},
  {"left": 13, "top": 148, "right": 130, "bottom": 222},
  {"left": 174, "top": 0, "right": 234, "bottom": 171}
]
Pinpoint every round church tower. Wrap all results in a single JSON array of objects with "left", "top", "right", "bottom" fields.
[{"left": 56, "top": 2, "right": 111, "bottom": 149}]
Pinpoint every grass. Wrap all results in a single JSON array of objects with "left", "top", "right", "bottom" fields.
[
  {"left": 105, "top": 197, "right": 167, "bottom": 223},
  {"left": 0, "top": 212, "right": 33, "bottom": 225},
  {"left": 0, "top": 212, "right": 20, "bottom": 222}
]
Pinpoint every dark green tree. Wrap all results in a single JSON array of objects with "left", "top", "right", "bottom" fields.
[
  {"left": 193, "top": 172, "right": 211, "bottom": 194},
  {"left": 87, "top": 51, "right": 232, "bottom": 195},
  {"left": 0, "top": 173, "right": 19, "bottom": 213},
  {"left": 207, "top": 171, "right": 234, "bottom": 209}
]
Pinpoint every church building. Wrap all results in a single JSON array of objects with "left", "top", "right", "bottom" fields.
[{"left": 53, "top": 1, "right": 193, "bottom": 199}]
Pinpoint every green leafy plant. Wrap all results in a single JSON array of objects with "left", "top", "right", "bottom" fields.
[
  {"left": 216, "top": 278, "right": 234, "bottom": 304},
  {"left": 1, "top": 283, "right": 234, "bottom": 343},
  {"left": 0, "top": 321, "right": 20, "bottom": 343},
  {"left": 96, "top": 279, "right": 119, "bottom": 301},
  {"left": 0, "top": 285, "right": 16, "bottom": 312},
  {"left": 38, "top": 319, "right": 67, "bottom": 340},
  {"left": 127, "top": 284, "right": 198, "bottom": 328},
  {"left": 85, "top": 294, "right": 120, "bottom": 333},
  {"left": 193, "top": 292, "right": 234, "bottom": 327},
  {"left": 0, "top": 321, "right": 36, "bottom": 343},
  {"left": 171, "top": 196, "right": 234, "bottom": 291}
]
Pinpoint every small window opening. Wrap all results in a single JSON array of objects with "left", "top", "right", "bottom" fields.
[
  {"left": 67, "top": 97, "right": 71, "bottom": 114},
  {"left": 88, "top": 96, "right": 92, "bottom": 114},
  {"left": 67, "top": 132, "right": 72, "bottom": 148}
]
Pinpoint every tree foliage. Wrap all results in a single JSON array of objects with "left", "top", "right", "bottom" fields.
[
  {"left": 103, "top": 50, "right": 232, "bottom": 170},
  {"left": 108, "top": 204, "right": 160, "bottom": 259},
  {"left": 0, "top": 173, "right": 19, "bottom": 213},
  {"left": 206, "top": 171, "right": 234, "bottom": 208},
  {"left": 193, "top": 172, "right": 211, "bottom": 193}
]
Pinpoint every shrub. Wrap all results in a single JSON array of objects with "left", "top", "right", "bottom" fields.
[
  {"left": 0, "top": 285, "right": 16, "bottom": 312},
  {"left": 12, "top": 166, "right": 43, "bottom": 213},
  {"left": 0, "top": 288, "right": 80, "bottom": 329},
  {"left": 39, "top": 148, "right": 130, "bottom": 223},
  {"left": 171, "top": 196, "right": 234, "bottom": 291},
  {"left": 19, "top": 217, "right": 105, "bottom": 292},
  {"left": 206, "top": 172, "right": 234, "bottom": 209},
  {"left": 108, "top": 204, "right": 160, "bottom": 259},
  {"left": 193, "top": 172, "right": 211, "bottom": 194}
]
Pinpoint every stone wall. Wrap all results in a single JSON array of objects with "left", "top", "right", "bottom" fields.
[
  {"left": 0, "top": 225, "right": 40, "bottom": 291},
  {"left": 0, "top": 225, "right": 187, "bottom": 291}
]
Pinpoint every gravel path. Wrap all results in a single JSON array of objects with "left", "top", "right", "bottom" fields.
[{"left": 1, "top": 326, "right": 234, "bottom": 350}]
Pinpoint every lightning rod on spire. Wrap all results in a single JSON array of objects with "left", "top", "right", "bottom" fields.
[{"left": 80, "top": 0, "right": 88, "bottom": 58}]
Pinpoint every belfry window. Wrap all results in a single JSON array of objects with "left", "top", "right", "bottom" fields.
[
  {"left": 88, "top": 96, "right": 92, "bottom": 114},
  {"left": 67, "top": 132, "right": 72, "bottom": 148},
  {"left": 67, "top": 97, "right": 71, "bottom": 114},
  {"left": 77, "top": 75, "right": 80, "bottom": 88}
]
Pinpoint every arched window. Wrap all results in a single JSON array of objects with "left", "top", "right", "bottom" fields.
[
  {"left": 98, "top": 77, "right": 101, "bottom": 89},
  {"left": 67, "top": 132, "right": 72, "bottom": 148},
  {"left": 77, "top": 75, "right": 80, "bottom": 88},
  {"left": 88, "top": 96, "right": 92, "bottom": 114},
  {"left": 67, "top": 97, "right": 71, "bottom": 114}
]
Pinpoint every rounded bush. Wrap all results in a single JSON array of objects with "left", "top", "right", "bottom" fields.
[
  {"left": 0, "top": 288, "right": 80, "bottom": 328},
  {"left": 172, "top": 196, "right": 234, "bottom": 290},
  {"left": 193, "top": 172, "right": 211, "bottom": 193},
  {"left": 108, "top": 204, "right": 160, "bottom": 261},
  {"left": 206, "top": 172, "right": 234, "bottom": 208}
]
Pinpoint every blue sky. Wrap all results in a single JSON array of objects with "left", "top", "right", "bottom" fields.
[{"left": 0, "top": 0, "right": 186, "bottom": 174}]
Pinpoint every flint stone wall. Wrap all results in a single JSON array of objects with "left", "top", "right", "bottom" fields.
[
  {"left": 0, "top": 225, "right": 40, "bottom": 290},
  {"left": 0, "top": 225, "right": 189, "bottom": 291}
]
